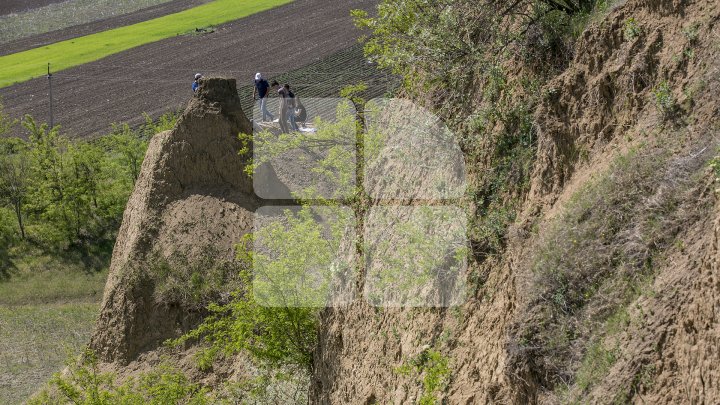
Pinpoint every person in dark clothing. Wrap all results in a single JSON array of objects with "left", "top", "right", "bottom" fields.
[
  {"left": 253, "top": 73, "right": 274, "bottom": 122},
  {"left": 192, "top": 73, "right": 202, "bottom": 92},
  {"left": 284, "top": 84, "right": 299, "bottom": 131},
  {"left": 276, "top": 81, "right": 290, "bottom": 133},
  {"left": 294, "top": 97, "right": 307, "bottom": 128}
]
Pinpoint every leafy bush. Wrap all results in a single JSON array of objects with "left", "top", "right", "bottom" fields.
[
  {"left": 219, "top": 367, "right": 309, "bottom": 404},
  {"left": 624, "top": 17, "right": 641, "bottom": 40},
  {"left": 146, "top": 251, "right": 244, "bottom": 311},
  {"left": 174, "top": 207, "right": 343, "bottom": 371},
  {"left": 31, "top": 349, "right": 311, "bottom": 405},
  {"left": 30, "top": 350, "right": 208, "bottom": 405},
  {"left": 396, "top": 348, "right": 451, "bottom": 405},
  {"left": 653, "top": 81, "right": 676, "bottom": 119}
]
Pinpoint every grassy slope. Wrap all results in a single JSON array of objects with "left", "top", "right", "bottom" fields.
[
  {"left": 0, "top": 302, "right": 100, "bottom": 404},
  {"left": 0, "top": 0, "right": 292, "bottom": 88},
  {"left": 0, "top": 233, "right": 112, "bottom": 401},
  {"left": 0, "top": 242, "right": 109, "bottom": 403}
]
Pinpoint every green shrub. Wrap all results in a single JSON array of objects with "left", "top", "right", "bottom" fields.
[
  {"left": 173, "top": 207, "right": 342, "bottom": 371},
  {"left": 653, "top": 81, "right": 675, "bottom": 118},
  {"left": 30, "top": 350, "right": 208, "bottom": 405},
  {"left": 396, "top": 348, "right": 451, "bottom": 405},
  {"left": 624, "top": 17, "right": 641, "bottom": 40}
]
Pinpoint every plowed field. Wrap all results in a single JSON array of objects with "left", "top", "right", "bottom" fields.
[{"left": 0, "top": 0, "right": 379, "bottom": 138}]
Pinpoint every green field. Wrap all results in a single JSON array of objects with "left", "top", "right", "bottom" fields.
[
  {"left": 0, "top": 0, "right": 292, "bottom": 88},
  {"left": 0, "top": 0, "right": 176, "bottom": 45}
]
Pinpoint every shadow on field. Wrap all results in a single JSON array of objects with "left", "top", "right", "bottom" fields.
[
  {"left": 0, "top": 235, "right": 113, "bottom": 283},
  {"left": 68, "top": 238, "right": 115, "bottom": 274},
  {"left": 0, "top": 246, "right": 16, "bottom": 281}
]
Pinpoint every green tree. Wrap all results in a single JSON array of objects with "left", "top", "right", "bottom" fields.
[
  {"left": 23, "top": 115, "right": 77, "bottom": 242},
  {"left": 70, "top": 141, "right": 104, "bottom": 211},
  {"left": 108, "top": 123, "right": 148, "bottom": 185},
  {"left": 0, "top": 151, "right": 30, "bottom": 239},
  {"left": 176, "top": 205, "right": 351, "bottom": 371},
  {"left": 180, "top": 104, "right": 361, "bottom": 373},
  {"left": 23, "top": 116, "right": 100, "bottom": 242}
]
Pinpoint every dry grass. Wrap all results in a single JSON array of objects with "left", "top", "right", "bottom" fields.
[
  {"left": 145, "top": 250, "right": 242, "bottom": 311},
  {"left": 0, "top": 242, "right": 108, "bottom": 402},
  {"left": 510, "top": 138, "right": 715, "bottom": 395},
  {"left": 0, "top": 302, "right": 100, "bottom": 404}
]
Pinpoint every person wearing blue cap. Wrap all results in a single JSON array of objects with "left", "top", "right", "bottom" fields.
[
  {"left": 253, "top": 73, "right": 274, "bottom": 122},
  {"left": 192, "top": 73, "right": 202, "bottom": 92}
]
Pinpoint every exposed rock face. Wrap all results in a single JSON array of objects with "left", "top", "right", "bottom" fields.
[
  {"left": 88, "top": 0, "right": 720, "bottom": 400},
  {"left": 311, "top": 0, "right": 720, "bottom": 403},
  {"left": 89, "top": 78, "right": 281, "bottom": 365}
]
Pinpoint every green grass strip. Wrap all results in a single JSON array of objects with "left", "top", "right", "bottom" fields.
[{"left": 0, "top": 0, "right": 292, "bottom": 88}]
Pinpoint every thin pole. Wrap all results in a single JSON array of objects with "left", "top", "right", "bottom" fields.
[{"left": 47, "top": 63, "right": 54, "bottom": 128}]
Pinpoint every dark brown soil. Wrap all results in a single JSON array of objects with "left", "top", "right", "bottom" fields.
[
  {"left": 0, "top": 0, "right": 213, "bottom": 56},
  {"left": 0, "top": 0, "right": 378, "bottom": 139},
  {"left": 0, "top": 0, "right": 66, "bottom": 17}
]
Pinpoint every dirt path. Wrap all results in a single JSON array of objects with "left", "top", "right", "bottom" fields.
[
  {"left": 0, "top": 0, "right": 212, "bottom": 56},
  {"left": 0, "top": 0, "right": 378, "bottom": 139}
]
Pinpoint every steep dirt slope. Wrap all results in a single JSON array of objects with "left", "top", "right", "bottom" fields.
[
  {"left": 88, "top": 78, "right": 285, "bottom": 368},
  {"left": 311, "top": 0, "right": 720, "bottom": 403}
]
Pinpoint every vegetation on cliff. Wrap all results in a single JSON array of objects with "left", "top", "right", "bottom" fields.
[{"left": 22, "top": 0, "right": 720, "bottom": 403}]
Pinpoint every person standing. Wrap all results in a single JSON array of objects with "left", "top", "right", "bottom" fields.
[
  {"left": 275, "top": 81, "right": 290, "bottom": 133},
  {"left": 284, "top": 84, "right": 299, "bottom": 131},
  {"left": 192, "top": 73, "right": 202, "bottom": 92},
  {"left": 253, "top": 73, "right": 274, "bottom": 122},
  {"left": 294, "top": 97, "right": 307, "bottom": 128}
]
